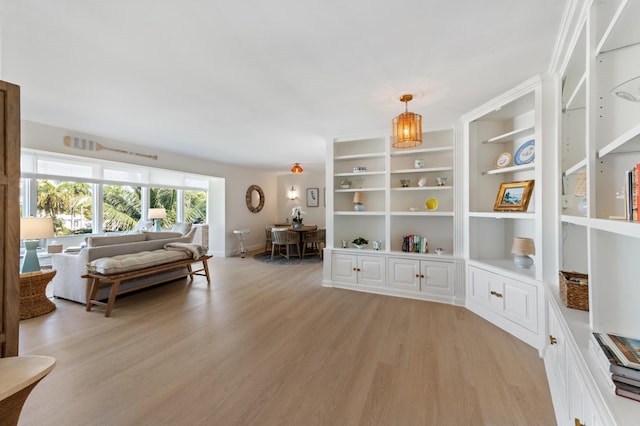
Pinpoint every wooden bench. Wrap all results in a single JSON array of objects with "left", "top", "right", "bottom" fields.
[{"left": 83, "top": 255, "right": 212, "bottom": 317}]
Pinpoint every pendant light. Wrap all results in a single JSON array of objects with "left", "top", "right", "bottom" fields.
[
  {"left": 291, "top": 163, "right": 303, "bottom": 173},
  {"left": 392, "top": 94, "right": 422, "bottom": 149}
]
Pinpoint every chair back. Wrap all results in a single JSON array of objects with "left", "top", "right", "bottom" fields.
[
  {"left": 265, "top": 225, "right": 274, "bottom": 241},
  {"left": 271, "top": 228, "right": 288, "bottom": 245}
]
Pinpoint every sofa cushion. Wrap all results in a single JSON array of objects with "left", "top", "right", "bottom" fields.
[
  {"left": 86, "top": 233, "right": 146, "bottom": 247},
  {"left": 171, "top": 222, "right": 192, "bottom": 235},
  {"left": 87, "top": 249, "right": 190, "bottom": 275},
  {"left": 144, "top": 231, "right": 183, "bottom": 240}
]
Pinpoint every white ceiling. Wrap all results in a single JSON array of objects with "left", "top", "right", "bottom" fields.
[{"left": 0, "top": 0, "right": 567, "bottom": 172}]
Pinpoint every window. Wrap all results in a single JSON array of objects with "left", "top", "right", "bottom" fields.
[
  {"left": 103, "top": 185, "right": 142, "bottom": 232},
  {"left": 184, "top": 190, "right": 207, "bottom": 223},
  {"left": 21, "top": 149, "right": 214, "bottom": 236},
  {"left": 37, "top": 179, "right": 93, "bottom": 235}
]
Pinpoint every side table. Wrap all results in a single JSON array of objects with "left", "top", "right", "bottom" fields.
[
  {"left": 20, "top": 270, "right": 57, "bottom": 320},
  {"left": 233, "top": 229, "right": 250, "bottom": 258}
]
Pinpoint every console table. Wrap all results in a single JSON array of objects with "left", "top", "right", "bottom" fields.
[{"left": 20, "top": 270, "right": 57, "bottom": 320}]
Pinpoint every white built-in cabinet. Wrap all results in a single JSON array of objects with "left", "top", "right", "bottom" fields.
[
  {"left": 545, "top": 0, "right": 640, "bottom": 424},
  {"left": 331, "top": 253, "right": 386, "bottom": 287},
  {"left": 461, "top": 76, "right": 546, "bottom": 351},
  {"left": 323, "top": 128, "right": 465, "bottom": 305}
]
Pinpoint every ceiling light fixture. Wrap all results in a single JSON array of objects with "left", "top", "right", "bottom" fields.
[
  {"left": 392, "top": 94, "right": 422, "bottom": 149},
  {"left": 291, "top": 163, "right": 303, "bottom": 173}
]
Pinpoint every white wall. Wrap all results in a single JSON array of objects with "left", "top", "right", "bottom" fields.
[{"left": 277, "top": 172, "right": 326, "bottom": 228}]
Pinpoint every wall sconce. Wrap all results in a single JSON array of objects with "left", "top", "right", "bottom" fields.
[
  {"left": 148, "top": 208, "right": 166, "bottom": 232},
  {"left": 288, "top": 186, "right": 297, "bottom": 200}
]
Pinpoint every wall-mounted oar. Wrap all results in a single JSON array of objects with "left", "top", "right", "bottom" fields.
[{"left": 63, "top": 136, "right": 158, "bottom": 160}]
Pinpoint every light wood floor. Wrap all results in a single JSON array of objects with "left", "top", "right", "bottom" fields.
[{"left": 18, "top": 253, "right": 555, "bottom": 425}]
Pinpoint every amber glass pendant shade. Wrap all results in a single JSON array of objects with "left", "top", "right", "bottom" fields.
[{"left": 392, "top": 94, "right": 422, "bottom": 149}]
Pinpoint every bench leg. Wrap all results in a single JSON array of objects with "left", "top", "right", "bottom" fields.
[
  {"left": 86, "top": 277, "right": 100, "bottom": 312},
  {"left": 202, "top": 258, "right": 211, "bottom": 285},
  {"left": 104, "top": 279, "right": 121, "bottom": 317},
  {"left": 187, "top": 263, "right": 194, "bottom": 281}
]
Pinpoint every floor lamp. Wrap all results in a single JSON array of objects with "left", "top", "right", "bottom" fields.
[{"left": 20, "top": 217, "right": 54, "bottom": 274}]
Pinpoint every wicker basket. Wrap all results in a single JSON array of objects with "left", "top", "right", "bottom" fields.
[{"left": 559, "top": 271, "right": 589, "bottom": 311}]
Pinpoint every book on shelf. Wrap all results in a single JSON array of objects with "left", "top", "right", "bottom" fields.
[
  {"left": 401, "top": 234, "right": 428, "bottom": 253},
  {"left": 601, "top": 332, "right": 640, "bottom": 370},
  {"left": 614, "top": 379, "right": 640, "bottom": 402},
  {"left": 591, "top": 333, "right": 640, "bottom": 381},
  {"left": 613, "top": 373, "right": 640, "bottom": 389}
]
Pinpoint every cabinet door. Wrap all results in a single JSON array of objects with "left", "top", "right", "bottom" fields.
[
  {"left": 467, "top": 267, "right": 495, "bottom": 308},
  {"left": 420, "top": 260, "right": 454, "bottom": 296},
  {"left": 499, "top": 279, "right": 538, "bottom": 333},
  {"left": 331, "top": 254, "right": 357, "bottom": 284},
  {"left": 387, "top": 257, "right": 420, "bottom": 291},
  {"left": 545, "top": 304, "right": 568, "bottom": 422},
  {"left": 357, "top": 255, "right": 386, "bottom": 287}
]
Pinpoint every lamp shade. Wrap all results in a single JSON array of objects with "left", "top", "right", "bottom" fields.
[
  {"left": 291, "top": 163, "right": 303, "bottom": 173},
  {"left": 511, "top": 237, "right": 535, "bottom": 255},
  {"left": 392, "top": 94, "right": 422, "bottom": 149},
  {"left": 148, "top": 208, "right": 167, "bottom": 219},
  {"left": 20, "top": 217, "right": 54, "bottom": 240},
  {"left": 573, "top": 170, "right": 587, "bottom": 197},
  {"left": 353, "top": 192, "right": 366, "bottom": 203}
]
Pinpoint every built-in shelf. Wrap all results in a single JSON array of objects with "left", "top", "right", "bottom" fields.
[
  {"left": 597, "top": 122, "right": 640, "bottom": 158},
  {"left": 469, "top": 211, "right": 536, "bottom": 220},
  {"left": 483, "top": 163, "right": 535, "bottom": 175},
  {"left": 334, "top": 152, "right": 386, "bottom": 161},
  {"left": 390, "top": 146, "right": 454, "bottom": 156},
  {"left": 335, "top": 187, "right": 385, "bottom": 193},
  {"left": 390, "top": 166, "right": 454, "bottom": 174},
  {"left": 590, "top": 217, "right": 640, "bottom": 238},
  {"left": 482, "top": 126, "right": 535, "bottom": 144},
  {"left": 597, "top": 0, "right": 640, "bottom": 54},
  {"left": 564, "top": 72, "right": 586, "bottom": 111},
  {"left": 561, "top": 215, "right": 588, "bottom": 226},
  {"left": 563, "top": 159, "right": 587, "bottom": 176},
  {"left": 334, "top": 211, "right": 385, "bottom": 216},
  {"left": 390, "top": 211, "right": 454, "bottom": 217},
  {"left": 334, "top": 171, "right": 386, "bottom": 177},
  {"left": 390, "top": 186, "right": 453, "bottom": 191},
  {"left": 468, "top": 259, "right": 537, "bottom": 280}
]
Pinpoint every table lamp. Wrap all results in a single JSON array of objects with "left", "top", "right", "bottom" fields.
[
  {"left": 20, "top": 217, "right": 54, "bottom": 273},
  {"left": 511, "top": 237, "right": 535, "bottom": 269},
  {"left": 148, "top": 208, "right": 166, "bottom": 232},
  {"left": 353, "top": 192, "right": 366, "bottom": 211}
]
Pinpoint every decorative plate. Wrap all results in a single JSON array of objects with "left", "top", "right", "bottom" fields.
[
  {"left": 494, "top": 152, "right": 512, "bottom": 168},
  {"left": 514, "top": 139, "right": 535, "bottom": 165}
]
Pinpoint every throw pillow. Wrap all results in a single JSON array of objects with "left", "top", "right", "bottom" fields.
[{"left": 171, "top": 222, "right": 193, "bottom": 236}]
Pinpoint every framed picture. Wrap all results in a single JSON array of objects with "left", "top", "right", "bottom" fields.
[
  {"left": 307, "top": 187, "right": 319, "bottom": 207},
  {"left": 494, "top": 180, "right": 535, "bottom": 211}
]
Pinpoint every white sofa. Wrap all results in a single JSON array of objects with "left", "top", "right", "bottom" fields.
[{"left": 52, "top": 228, "right": 197, "bottom": 304}]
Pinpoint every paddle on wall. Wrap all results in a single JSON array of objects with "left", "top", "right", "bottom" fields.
[{"left": 63, "top": 136, "right": 158, "bottom": 160}]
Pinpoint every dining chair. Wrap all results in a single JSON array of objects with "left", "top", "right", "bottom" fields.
[
  {"left": 302, "top": 228, "right": 326, "bottom": 258},
  {"left": 264, "top": 225, "right": 274, "bottom": 253},
  {"left": 271, "top": 228, "right": 300, "bottom": 260}
]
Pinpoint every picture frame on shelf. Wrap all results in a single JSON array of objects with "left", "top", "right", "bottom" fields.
[
  {"left": 307, "top": 187, "right": 319, "bottom": 207},
  {"left": 493, "top": 180, "right": 534, "bottom": 211}
]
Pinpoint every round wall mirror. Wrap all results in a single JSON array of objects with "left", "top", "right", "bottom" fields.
[{"left": 246, "top": 184, "right": 265, "bottom": 213}]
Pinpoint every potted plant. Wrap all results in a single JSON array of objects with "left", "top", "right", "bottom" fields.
[
  {"left": 291, "top": 206, "right": 305, "bottom": 228},
  {"left": 352, "top": 237, "right": 369, "bottom": 249}
]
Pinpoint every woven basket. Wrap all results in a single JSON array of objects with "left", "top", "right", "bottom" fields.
[{"left": 559, "top": 270, "right": 589, "bottom": 311}]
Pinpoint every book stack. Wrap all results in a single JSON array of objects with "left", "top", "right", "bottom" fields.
[
  {"left": 401, "top": 235, "right": 428, "bottom": 253},
  {"left": 623, "top": 164, "right": 640, "bottom": 221},
  {"left": 590, "top": 332, "right": 640, "bottom": 402}
]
